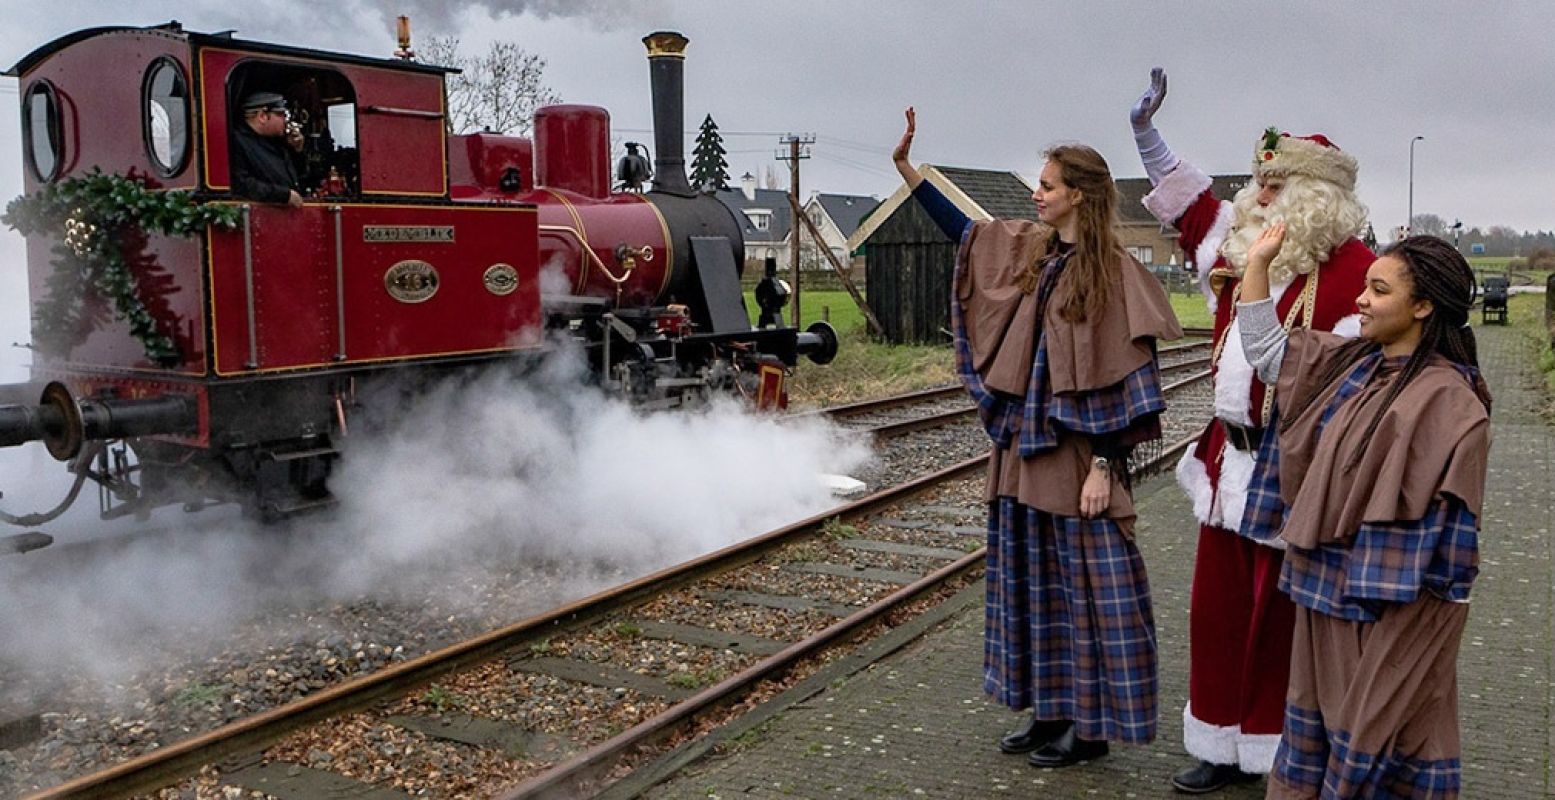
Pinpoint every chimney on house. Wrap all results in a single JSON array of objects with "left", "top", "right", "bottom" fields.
[{"left": 740, "top": 172, "right": 756, "bottom": 202}]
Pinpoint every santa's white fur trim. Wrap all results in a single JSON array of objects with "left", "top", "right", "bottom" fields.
[
  {"left": 1238, "top": 732, "right": 1281, "bottom": 774},
  {"left": 1214, "top": 317, "right": 1255, "bottom": 427},
  {"left": 1176, "top": 447, "right": 1214, "bottom": 524},
  {"left": 1182, "top": 704, "right": 1281, "bottom": 774},
  {"left": 1212, "top": 444, "right": 1255, "bottom": 530},
  {"left": 1332, "top": 312, "right": 1362, "bottom": 338},
  {"left": 1214, "top": 277, "right": 1292, "bottom": 427},
  {"left": 1143, "top": 161, "right": 1213, "bottom": 224},
  {"left": 1182, "top": 704, "right": 1239, "bottom": 765},
  {"left": 1196, "top": 205, "right": 1235, "bottom": 314}
]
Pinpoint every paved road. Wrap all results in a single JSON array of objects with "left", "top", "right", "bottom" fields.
[{"left": 642, "top": 323, "right": 1551, "bottom": 799}]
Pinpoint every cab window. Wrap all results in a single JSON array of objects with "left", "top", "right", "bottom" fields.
[
  {"left": 143, "top": 58, "right": 191, "bottom": 176},
  {"left": 23, "top": 80, "right": 62, "bottom": 181}
]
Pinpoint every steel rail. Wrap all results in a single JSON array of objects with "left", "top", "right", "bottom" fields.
[
  {"left": 793, "top": 384, "right": 964, "bottom": 421},
  {"left": 30, "top": 368, "right": 1219, "bottom": 799},
  {"left": 498, "top": 538, "right": 988, "bottom": 799},
  {"left": 503, "top": 377, "right": 1215, "bottom": 798},
  {"left": 23, "top": 456, "right": 990, "bottom": 800},
  {"left": 866, "top": 405, "right": 976, "bottom": 439}
]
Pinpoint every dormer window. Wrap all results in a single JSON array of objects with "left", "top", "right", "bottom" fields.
[{"left": 747, "top": 209, "right": 771, "bottom": 232}]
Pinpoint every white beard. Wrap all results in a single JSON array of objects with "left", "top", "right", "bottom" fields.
[{"left": 1218, "top": 175, "right": 1368, "bottom": 285}]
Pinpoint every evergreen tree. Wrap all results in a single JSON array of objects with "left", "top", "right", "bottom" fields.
[{"left": 690, "top": 114, "right": 730, "bottom": 192}]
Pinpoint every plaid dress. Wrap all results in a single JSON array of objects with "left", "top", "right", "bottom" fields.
[
  {"left": 952, "top": 247, "right": 1164, "bottom": 744},
  {"left": 1259, "top": 356, "right": 1485, "bottom": 798}
]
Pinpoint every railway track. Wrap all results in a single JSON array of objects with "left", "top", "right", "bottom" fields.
[
  {"left": 16, "top": 364, "right": 1214, "bottom": 800},
  {"left": 812, "top": 337, "right": 1212, "bottom": 441}
]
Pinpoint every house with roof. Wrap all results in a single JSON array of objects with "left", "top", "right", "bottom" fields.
[
  {"left": 799, "top": 192, "right": 880, "bottom": 273},
  {"left": 851, "top": 165, "right": 1249, "bottom": 343},
  {"left": 716, "top": 172, "right": 793, "bottom": 269},
  {"left": 1112, "top": 173, "right": 1251, "bottom": 271},
  {"left": 717, "top": 174, "right": 881, "bottom": 275}
]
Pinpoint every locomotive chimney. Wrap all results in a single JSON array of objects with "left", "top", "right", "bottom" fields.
[{"left": 642, "top": 31, "right": 694, "bottom": 197}]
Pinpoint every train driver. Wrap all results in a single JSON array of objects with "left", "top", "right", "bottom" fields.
[{"left": 231, "top": 92, "right": 306, "bottom": 208}]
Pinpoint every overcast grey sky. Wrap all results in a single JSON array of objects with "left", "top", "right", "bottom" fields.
[
  {"left": 1, "top": 0, "right": 1551, "bottom": 378},
  {"left": 4, "top": 1, "right": 1552, "bottom": 226}
]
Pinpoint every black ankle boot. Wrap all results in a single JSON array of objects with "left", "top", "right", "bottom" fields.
[
  {"left": 998, "top": 714, "right": 1071, "bottom": 754},
  {"left": 1027, "top": 724, "right": 1108, "bottom": 768},
  {"left": 1169, "top": 760, "right": 1261, "bottom": 794}
]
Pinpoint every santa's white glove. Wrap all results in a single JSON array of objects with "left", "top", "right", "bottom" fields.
[{"left": 1131, "top": 67, "right": 1178, "bottom": 186}]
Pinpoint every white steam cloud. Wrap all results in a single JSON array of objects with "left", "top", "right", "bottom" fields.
[{"left": 0, "top": 346, "right": 869, "bottom": 702}]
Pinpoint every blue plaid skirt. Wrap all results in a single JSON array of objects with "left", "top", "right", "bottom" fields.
[{"left": 983, "top": 497, "right": 1158, "bottom": 743}]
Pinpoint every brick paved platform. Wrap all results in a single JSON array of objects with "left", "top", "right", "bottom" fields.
[{"left": 637, "top": 324, "right": 1551, "bottom": 799}]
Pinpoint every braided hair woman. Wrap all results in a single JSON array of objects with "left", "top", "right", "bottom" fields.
[
  {"left": 1236, "top": 226, "right": 1490, "bottom": 798},
  {"left": 891, "top": 109, "right": 1183, "bottom": 768}
]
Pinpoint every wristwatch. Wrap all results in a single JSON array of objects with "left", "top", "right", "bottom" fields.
[{"left": 1091, "top": 455, "right": 1110, "bottom": 472}]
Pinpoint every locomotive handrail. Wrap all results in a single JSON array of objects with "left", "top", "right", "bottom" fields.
[
  {"left": 362, "top": 105, "right": 445, "bottom": 120},
  {"left": 331, "top": 205, "right": 347, "bottom": 361},
  {"left": 539, "top": 224, "right": 636, "bottom": 302},
  {"left": 241, "top": 205, "right": 259, "bottom": 369}
]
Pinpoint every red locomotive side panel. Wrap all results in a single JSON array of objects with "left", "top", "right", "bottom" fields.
[
  {"left": 15, "top": 30, "right": 196, "bottom": 193},
  {"left": 447, "top": 133, "right": 533, "bottom": 201},
  {"left": 199, "top": 47, "right": 446, "bottom": 197},
  {"left": 25, "top": 233, "right": 208, "bottom": 375},
  {"left": 206, "top": 204, "right": 541, "bottom": 375}
]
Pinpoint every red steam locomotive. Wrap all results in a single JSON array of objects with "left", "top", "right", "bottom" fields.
[{"left": 0, "top": 22, "right": 835, "bottom": 533}]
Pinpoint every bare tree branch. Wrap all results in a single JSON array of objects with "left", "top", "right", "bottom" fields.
[{"left": 422, "top": 35, "right": 560, "bottom": 136}]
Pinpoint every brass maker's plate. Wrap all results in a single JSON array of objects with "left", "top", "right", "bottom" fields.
[
  {"left": 384, "top": 260, "right": 440, "bottom": 303},
  {"left": 483, "top": 263, "right": 519, "bottom": 296},
  {"left": 364, "top": 225, "right": 454, "bottom": 243}
]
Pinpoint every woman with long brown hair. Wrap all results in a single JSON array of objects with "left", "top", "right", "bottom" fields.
[
  {"left": 1237, "top": 228, "right": 1489, "bottom": 797},
  {"left": 892, "top": 109, "right": 1182, "bottom": 768}
]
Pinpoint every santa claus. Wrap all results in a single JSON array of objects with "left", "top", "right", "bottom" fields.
[{"left": 1129, "top": 69, "right": 1373, "bottom": 794}]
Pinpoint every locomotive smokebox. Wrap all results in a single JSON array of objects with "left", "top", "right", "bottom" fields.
[{"left": 643, "top": 31, "right": 693, "bottom": 197}]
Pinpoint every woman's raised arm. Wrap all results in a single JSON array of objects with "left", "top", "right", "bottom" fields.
[{"left": 892, "top": 107, "right": 925, "bottom": 190}]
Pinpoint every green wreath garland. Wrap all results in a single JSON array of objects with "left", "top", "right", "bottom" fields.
[{"left": 3, "top": 170, "right": 241, "bottom": 365}]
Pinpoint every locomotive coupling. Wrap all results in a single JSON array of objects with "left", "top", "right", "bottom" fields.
[{"left": 0, "top": 382, "right": 197, "bottom": 461}]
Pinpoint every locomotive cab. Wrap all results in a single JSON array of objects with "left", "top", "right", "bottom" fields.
[{"left": 223, "top": 61, "right": 361, "bottom": 199}]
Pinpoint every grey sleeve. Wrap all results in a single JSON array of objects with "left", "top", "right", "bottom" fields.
[{"left": 1237, "top": 298, "right": 1286, "bottom": 384}]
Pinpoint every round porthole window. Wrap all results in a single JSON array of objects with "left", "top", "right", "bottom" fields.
[
  {"left": 143, "top": 58, "right": 190, "bottom": 176},
  {"left": 22, "top": 81, "right": 61, "bottom": 182}
]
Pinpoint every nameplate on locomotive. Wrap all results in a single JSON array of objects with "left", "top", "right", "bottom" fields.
[
  {"left": 363, "top": 225, "right": 455, "bottom": 243},
  {"left": 384, "top": 260, "right": 440, "bottom": 303},
  {"left": 483, "top": 263, "right": 519, "bottom": 296}
]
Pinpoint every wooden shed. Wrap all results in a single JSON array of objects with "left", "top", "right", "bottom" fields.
[
  {"left": 851, "top": 166, "right": 1252, "bottom": 344},
  {"left": 850, "top": 165, "right": 1038, "bottom": 344}
]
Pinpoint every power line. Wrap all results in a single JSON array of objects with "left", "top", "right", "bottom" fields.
[
  {"left": 810, "top": 150, "right": 897, "bottom": 180},
  {"left": 615, "top": 127, "right": 785, "bottom": 137}
]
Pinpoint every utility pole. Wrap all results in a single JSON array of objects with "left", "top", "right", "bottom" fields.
[{"left": 777, "top": 133, "right": 814, "bottom": 328}]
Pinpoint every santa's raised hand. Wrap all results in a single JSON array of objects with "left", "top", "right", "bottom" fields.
[
  {"left": 1131, "top": 67, "right": 1168, "bottom": 132},
  {"left": 1131, "top": 68, "right": 1179, "bottom": 186}
]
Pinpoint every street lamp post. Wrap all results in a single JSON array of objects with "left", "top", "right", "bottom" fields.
[{"left": 1407, "top": 135, "right": 1424, "bottom": 236}]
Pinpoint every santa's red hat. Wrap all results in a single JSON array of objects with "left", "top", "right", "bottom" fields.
[{"left": 1252, "top": 127, "right": 1358, "bottom": 192}]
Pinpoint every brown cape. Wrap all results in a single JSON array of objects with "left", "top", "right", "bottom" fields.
[
  {"left": 959, "top": 219, "right": 1184, "bottom": 522},
  {"left": 957, "top": 219, "right": 1183, "bottom": 396},
  {"left": 1274, "top": 330, "right": 1491, "bottom": 549}
]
